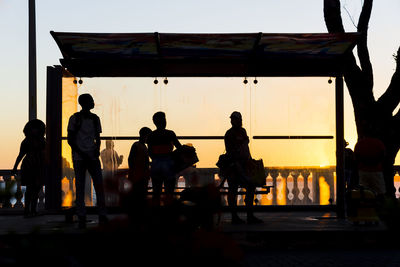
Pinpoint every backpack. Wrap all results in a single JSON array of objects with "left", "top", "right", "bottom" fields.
[{"left": 73, "top": 111, "right": 99, "bottom": 133}]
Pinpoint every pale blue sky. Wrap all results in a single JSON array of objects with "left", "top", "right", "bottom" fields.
[{"left": 0, "top": 1, "right": 399, "bottom": 168}]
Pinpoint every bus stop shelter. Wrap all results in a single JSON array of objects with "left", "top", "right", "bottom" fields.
[{"left": 46, "top": 31, "right": 359, "bottom": 217}]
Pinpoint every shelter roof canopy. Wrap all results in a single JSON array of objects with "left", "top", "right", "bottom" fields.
[{"left": 51, "top": 31, "right": 358, "bottom": 78}]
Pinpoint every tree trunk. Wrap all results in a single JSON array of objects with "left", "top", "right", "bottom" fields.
[{"left": 324, "top": 0, "right": 400, "bottom": 198}]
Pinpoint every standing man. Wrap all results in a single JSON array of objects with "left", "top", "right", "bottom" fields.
[
  {"left": 68, "top": 93, "right": 107, "bottom": 229},
  {"left": 224, "top": 111, "right": 262, "bottom": 224},
  {"left": 147, "top": 112, "right": 181, "bottom": 206}
]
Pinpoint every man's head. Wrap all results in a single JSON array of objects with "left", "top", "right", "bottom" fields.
[
  {"left": 139, "top": 127, "right": 152, "bottom": 142},
  {"left": 152, "top": 111, "right": 167, "bottom": 129},
  {"left": 78, "top": 94, "right": 95, "bottom": 111},
  {"left": 230, "top": 111, "right": 242, "bottom": 128},
  {"left": 105, "top": 140, "right": 114, "bottom": 149}
]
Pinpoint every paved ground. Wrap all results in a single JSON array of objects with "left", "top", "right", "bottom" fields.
[{"left": 0, "top": 210, "right": 399, "bottom": 266}]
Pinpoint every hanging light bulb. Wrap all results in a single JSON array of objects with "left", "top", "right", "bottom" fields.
[
  {"left": 328, "top": 77, "right": 332, "bottom": 84},
  {"left": 73, "top": 79, "right": 77, "bottom": 84},
  {"left": 78, "top": 78, "right": 83, "bottom": 84},
  {"left": 253, "top": 77, "right": 258, "bottom": 84},
  {"left": 154, "top": 78, "right": 158, "bottom": 84},
  {"left": 164, "top": 78, "right": 168, "bottom": 85},
  {"left": 243, "top": 77, "right": 248, "bottom": 84}
]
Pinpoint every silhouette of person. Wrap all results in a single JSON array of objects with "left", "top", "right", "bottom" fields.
[
  {"left": 354, "top": 135, "right": 386, "bottom": 196},
  {"left": 147, "top": 112, "right": 181, "bottom": 206},
  {"left": 100, "top": 140, "right": 123, "bottom": 206},
  {"left": 67, "top": 93, "right": 108, "bottom": 228},
  {"left": 178, "top": 143, "right": 200, "bottom": 188},
  {"left": 224, "top": 111, "right": 262, "bottom": 224},
  {"left": 12, "top": 119, "right": 46, "bottom": 218},
  {"left": 127, "top": 127, "right": 152, "bottom": 211},
  {"left": 101, "top": 140, "right": 123, "bottom": 173},
  {"left": 344, "top": 139, "right": 357, "bottom": 191}
]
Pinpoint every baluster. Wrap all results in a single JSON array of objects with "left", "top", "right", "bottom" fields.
[
  {"left": 238, "top": 188, "right": 245, "bottom": 206},
  {"left": 0, "top": 175, "right": 4, "bottom": 208},
  {"left": 308, "top": 172, "right": 316, "bottom": 204},
  {"left": 263, "top": 173, "right": 273, "bottom": 205},
  {"left": 37, "top": 187, "right": 45, "bottom": 210},
  {"left": 13, "top": 174, "right": 24, "bottom": 208},
  {"left": 2, "top": 175, "right": 13, "bottom": 208},
  {"left": 323, "top": 168, "right": 335, "bottom": 205},
  {"left": 276, "top": 173, "right": 286, "bottom": 205},
  {"left": 394, "top": 172, "right": 400, "bottom": 199},
  {"left": 297, "top": 173, "right": 305, "bottom": 204},
  {"left": 312, "top": 170, "right": 320, "bottom": 205},
  {"left": 287, "top": 173, "right": 294, "bottom": 205},
  {"left": 292, "top": 171, "right": 300, "bottom": 204}
]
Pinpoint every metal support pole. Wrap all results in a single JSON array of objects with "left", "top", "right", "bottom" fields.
[
  {"left": 45, "top": 66, "right": 62, "bottom": 210},
  {"left": 335, "top": 76, "right": 345, "bottom": 218},
  {"left": 29, "top": 0, "right": 37, "bottom": 120}
]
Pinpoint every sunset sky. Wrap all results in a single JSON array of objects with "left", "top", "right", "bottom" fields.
[{"left": 1, "top": 1, "right": 399, "bottom": 169}]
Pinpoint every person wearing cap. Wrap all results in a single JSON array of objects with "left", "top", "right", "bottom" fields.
[{"left": 224, "top": 111, "right": 262, "bottom": 224}]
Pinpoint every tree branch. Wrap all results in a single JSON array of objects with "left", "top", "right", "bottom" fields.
[
  {"left": 357, "top": 0, "right": 374, "bottom": 89},
  {"left": 324, "top": 0, "right": 345, "bottom": 33},
  {"left": 324, "top": 0, "right": 376, "bottom": 138},
  {"left": 379, "top": 47, "right": 400, "bottom": 114}
]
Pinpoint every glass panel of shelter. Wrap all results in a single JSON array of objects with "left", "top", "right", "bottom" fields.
[{"left": 61, "top": 77, "right": 336, "bottom": 207}]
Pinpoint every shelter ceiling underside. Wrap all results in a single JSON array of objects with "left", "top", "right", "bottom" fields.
[{"left": 51, "top": 32, "right": 358, "bottom": 77}]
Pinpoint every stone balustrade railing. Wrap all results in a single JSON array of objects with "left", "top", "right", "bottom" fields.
[
  {"left": 0, "top": 170, "right": 45, "bottom": 210},
  {"left": 2, "top": 166, "right": 400, "bottom": 209},
  {"left": 61, "top": 166, "right": 337, "bottom": 206}
]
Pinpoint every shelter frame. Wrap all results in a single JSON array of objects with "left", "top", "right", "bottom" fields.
[{"left": 46, "top": 32, "right": 356, "bottom": 217}]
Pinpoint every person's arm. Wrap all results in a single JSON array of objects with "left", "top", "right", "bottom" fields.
[
  {"left": 12, "top": 141, "right": 27, "bottom": 175},
  {"left": 116, "top": 152, "right": 123, "bottom": 166},
  {"left": 67, "top": 115, "right": 87, "bottom": 159},
  {"left": 147, "top": 135, "right": 154, "bottom": 159},
  {"left": 94, "top": 133, "right": 101, "bottom": 157},
  {"left": 243, "top": 128, "right": 250, "bottom": 144},
  {"left": 224, "top": 131, "right": 234, "bottom": 155},
  {"left": 94, "top": 115, "right": 102, "bottom": 157},
  {"left": 172, "top": 131, "right": 182, "bottom": 149},
  {"left": 128, "top": 144, "right": 136, "bottom": 170},
  {"left": 67, "top": 130, "right": 89, "bottom": 160}
]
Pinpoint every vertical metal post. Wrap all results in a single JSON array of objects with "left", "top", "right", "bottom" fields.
[
  {"left": 29, "top": 0, "right": 37, "bottom": 120},
  {"left": 45, "top": 66, "right": 62, "bottom": 210},
  {"left": 335, "top": 76, "right": 345, "bottom": 218}
]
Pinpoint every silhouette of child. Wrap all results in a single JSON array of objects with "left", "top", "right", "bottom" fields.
[
  {"left": 12, "top": 119, "right": 46, "bottom": 217},
  {"left": 127, "top": 127, "right": 152, "bottom": 212}
]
